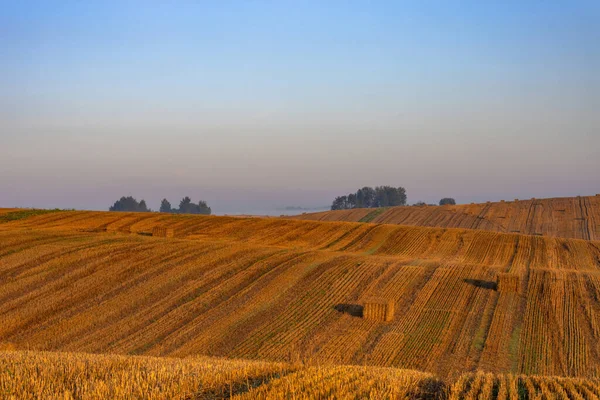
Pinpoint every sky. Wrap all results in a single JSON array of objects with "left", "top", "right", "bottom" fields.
[{"left": 1, "top": 1, "right": 599, "bottom": 214}]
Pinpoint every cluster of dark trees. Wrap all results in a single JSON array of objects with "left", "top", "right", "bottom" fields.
[
  {"left": 412, "top": 198, "right": 456, "bottom": 207},
  {"left": 109, "top": 196, "right": 211, "bottom": 215},
  {"left": 331, "top": 187, "right": 457, "bottom": 210},
  {"left": 109, "top": 196, "right": 151, "bottom": 212},
  {"left": 331, "top": 186, "right": 407, "bottom": 210},
  {"left": 159, "top": 197, "right": 211, "bottom": 215},
  {"left": 439, "top": 198, "right": 456, "bottom": 206}
]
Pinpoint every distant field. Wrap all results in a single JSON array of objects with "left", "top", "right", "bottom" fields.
[
  {"left": 0, "top": 208, "right": 23, "bottom": 216},
  {"left": 291, "top": 195, "right": 600, "bottom": 240},
  {"left": 1, "top": 207, "right": 600, "bottom": 379}
]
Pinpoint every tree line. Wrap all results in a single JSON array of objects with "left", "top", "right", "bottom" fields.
[
  {"left": 412, "top": 198, "right": 456, "bottom": 206},
  {"left": 331, "top": 186, "right": 407, "bottom": 210},
  {"left": 331, "top": 187, "right": 456, "bottom": 210},
  {"left": 159, "top": 197, "right": 211, "bottom": 215},
  {"left": 109, "top": 196, "right": 211, "bottom": 215}
]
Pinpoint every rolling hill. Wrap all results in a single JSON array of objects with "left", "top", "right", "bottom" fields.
[
  {"left": 291, "top": 195, "right": 600, "bottom": 240},
  {"left": 2, "top": 207, "right": 600, "bottom": 382}
]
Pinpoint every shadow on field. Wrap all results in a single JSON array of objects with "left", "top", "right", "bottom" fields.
[
  {"left": 407, "top": 376, "right": 449, "bottom": 400},
  {"left": 464, "top": 279, "right": 497, "bottom": 290},
  {"left": 190, "top": 372, "right": 289, "bottom": 399},
  {"left": 334, "top": 303, "right": 363, "bottom": 317}
]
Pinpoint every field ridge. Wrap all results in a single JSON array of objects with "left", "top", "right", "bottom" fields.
[{"left": 292, "top": 195, "right": 600, "bottom": 241}]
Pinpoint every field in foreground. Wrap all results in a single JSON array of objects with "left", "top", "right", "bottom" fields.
[
  {"left": 0, "top": 350, "right": 437, "bottom": 399},
  {"left": 292, "top": 195, "right": 600, "bottom": 240},
  {"left": 2, "top": 208, "right": 600, "bottom": 379},
  {"left": 4, "top": 350, "right": 600, "bottom": 399}
]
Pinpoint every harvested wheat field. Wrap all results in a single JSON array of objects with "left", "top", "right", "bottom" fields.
[
  {"left": 3, "top": 350, "right": 600, "bottom": 399},
  {"left": 292, "top": 195, "right": 600, "bottom": 240},
  {"left": 0, "top": 350, "right": 289, "bottom": 399},
  {"left": 0, "top": 350, "right": 442, "bottom": 399},
  {"left": 2, "top": 206, "right": 600, "bottom": 383}
]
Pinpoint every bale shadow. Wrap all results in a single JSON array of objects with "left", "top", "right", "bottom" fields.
[
  {"left": 463, "top": 279, "right": 497, "bottom": 290},
  {"left": 334, "top": 303, "right": 363, "bottom": 318}
]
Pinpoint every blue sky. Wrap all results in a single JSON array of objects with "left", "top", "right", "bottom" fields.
[{"left": 1, "top": 1, "right": 598, "bottom": 213}]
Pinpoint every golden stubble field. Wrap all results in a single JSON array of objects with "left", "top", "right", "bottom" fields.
[
  {"left": 4, "top": 350, "right": 600, "bottom": 399},
  {"left": 2, "top": 206, "right": 600, "bottom": 379},
  {"left": 292, "top": 195, "right": 600, "bottom": 240}
]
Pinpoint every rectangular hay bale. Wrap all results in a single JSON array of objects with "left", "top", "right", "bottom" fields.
[
  {"left": 363, "top": 300, "right": 395, "bottom": 322},
  {"left": 152, "top": 226, "right": 175, "bottom": 238},
  {"left": 496, "top": 273, "right": 520, "bottom": 293}
]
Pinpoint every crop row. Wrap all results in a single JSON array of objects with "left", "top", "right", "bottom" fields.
[
  {"left": 293, "top": 195, "right": 600, "bottom": 241},
  {"left": 4, "top": 210, "right": 600, "bottom": 271},
  {"left": 2, "top": 216, "right": 600, "bottom": 377}
]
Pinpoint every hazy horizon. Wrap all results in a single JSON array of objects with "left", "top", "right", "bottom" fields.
[{"left": 2, "top": 1, "right": 598, "bottom": 214}]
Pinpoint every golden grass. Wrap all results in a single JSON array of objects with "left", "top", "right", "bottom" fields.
[
  {"left": 3, "top": 351, "right": 600, "bottom": 399},
  {"left": 235, "top": 364, "right": 443, "bottom": 399},
  {"left": 0, "top": 351, "right": 445, "bottom": 399},
  {"left": 0, "top": 350, "right": 289, "bottom": 399},
  {"left": 2, "top": 210, "right": 600, "bottom": 378},
  {"left": 447, "top": 371, "right": 600, "bottom": 400},
  {"left": 0, "top": 342, "right": 15, "bottom": 351}
]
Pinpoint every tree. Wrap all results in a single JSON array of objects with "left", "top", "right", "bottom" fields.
[
  {"left": 197, "top": 200, "right": 211, "bottom": 215},
  {"left": 373, "top": 186, "right": 407, "bottom": 207},
  {"left": 387, "top": 186, "right": 407, "bottom": 206},
  {"left": 356, "top": 187, "right": 376, "bottom": 208},
  {"left": 331, "top": 196, "right": 349, "bottom": 210},
  {"left": 109, "top": 196, "right": 150, "bottom": 212},
  {"left": 374, "top": 187, "right": 390, "bottom": 207},
  {"left": 439, "top": 198, "right": 456, "bottom": 206},
  {"left": 413, "top": 201, "right": 427, "bottom": 206},
  {"left": 177, "top": 196, "right": 212, "bottom": 215},
  {"left": 330, "top": 186, "right": 407, "bottom": 210},
  {"left": 347, "top": 193, "right": 357, "bottom": 209},
  {"left": 159, "top": 199, "right": 172, "bottom": 213},
  {"left": 178, "top": 196, "right": 194, "bottom": 214}
]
